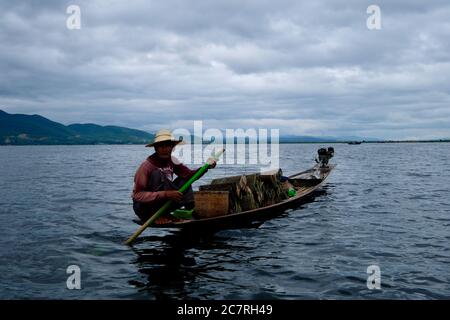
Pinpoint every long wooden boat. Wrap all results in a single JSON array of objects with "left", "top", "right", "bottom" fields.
[{"left": 153, "top": 163, "right": 336, "bottom": 230}]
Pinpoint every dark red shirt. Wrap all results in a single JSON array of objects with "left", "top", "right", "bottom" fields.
[{"left": 132, "top": 153, "right": 198, "bottom": 203}]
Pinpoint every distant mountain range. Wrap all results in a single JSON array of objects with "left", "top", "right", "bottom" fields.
[
  {"left": 278, "top": 134, "right": 379, "bottom": 143},
  {"left": 0, "top": 110, "right": 154, "bottom": 145},
  {"left": 203, "top": 135, "right": 375, "bottom": 144},
  {"left": 6, "top": 109, "right": 439, "bottom": 145}
]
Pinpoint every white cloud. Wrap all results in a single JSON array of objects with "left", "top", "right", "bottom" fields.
[{"left": 0, "top": 0, "right": 449, "bottom": 139}]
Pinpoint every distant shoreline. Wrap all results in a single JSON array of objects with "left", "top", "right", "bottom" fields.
[
  {"left": 1, "top": 140, "right": 449, "bottom": 146},
  {"left": 2, "top": 110, "right": 449, "bottom": 146},
  {"left": 283, "top": 140, "right": 450, "bottom": 144}
]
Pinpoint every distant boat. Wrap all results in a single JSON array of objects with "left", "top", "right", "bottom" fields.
[{"left": 348, "top": 141, "right": 362, "bottom": 145}]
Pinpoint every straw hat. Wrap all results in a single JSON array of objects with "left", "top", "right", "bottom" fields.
[{"left": 146, "top": 129, "right": 185, "bottom": 147}]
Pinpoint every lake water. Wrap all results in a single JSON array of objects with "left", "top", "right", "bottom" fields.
[{"left": 0, "top": 143, "right": 449, "bottom": 299}]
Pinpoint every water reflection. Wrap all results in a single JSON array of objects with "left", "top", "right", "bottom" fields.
[
  {"left": 128, "top": 188, "right": 330, "bottom": 299},
  {"left": 129, "top": 230, "right": 251, "bottom": 299}
]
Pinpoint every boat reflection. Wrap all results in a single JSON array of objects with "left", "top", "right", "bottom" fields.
[
  {"left": 128, "top": 230, "right": 256, "bottom": 299},
  {"left": 128, "top": 187, "right": 331, "bottom": 298}
]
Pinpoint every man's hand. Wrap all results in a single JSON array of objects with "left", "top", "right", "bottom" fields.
[
  {"left": 207, "top": 157, "right": 217, "bottom": 168},
  {"left": 164, "top": 190, "right": 183, "bottom": 202}
]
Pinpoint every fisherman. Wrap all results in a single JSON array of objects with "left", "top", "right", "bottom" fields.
[{"left": 132, "top": 129, "right": 216, "bottom": 224}]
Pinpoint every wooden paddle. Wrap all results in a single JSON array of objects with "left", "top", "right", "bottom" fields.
[{"left": 124, "top": 148, "right": 225, "bottom": 245}]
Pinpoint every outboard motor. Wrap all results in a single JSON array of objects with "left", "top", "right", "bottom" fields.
[
  {"left": 316, "top": 147, "right": 334, "bottom": 167},
  {"left": 327, "top": 147, "right": 334, "bottom": 157}
]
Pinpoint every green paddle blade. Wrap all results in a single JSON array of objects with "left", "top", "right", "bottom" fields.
[{"left": 171, "top": 208, "right": 194, "bottom": 220}]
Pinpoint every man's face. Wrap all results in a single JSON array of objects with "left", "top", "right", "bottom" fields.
[{"left": 155, "top": 141, "right": 175, "bottom": 159}]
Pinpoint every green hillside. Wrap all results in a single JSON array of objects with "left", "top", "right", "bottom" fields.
[
  {"left": 0, "top": 110, "right": 154, "bottom": 145},
  {"left": 68, "top": 123, "right": 154, "bottom": 144}
]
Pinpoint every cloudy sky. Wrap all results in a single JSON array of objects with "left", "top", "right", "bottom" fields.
[{"left": 1, "top": 0, "right": 449, "bottom": 139}]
